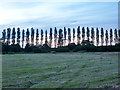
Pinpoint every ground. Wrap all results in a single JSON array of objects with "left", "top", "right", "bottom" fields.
[{"left": 2, "top": 52, "right": 119, "bottom": 88}]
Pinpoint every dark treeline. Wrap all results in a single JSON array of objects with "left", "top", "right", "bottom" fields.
[{"left": 1, "top": 26, "right": 120, "bottom": 54}]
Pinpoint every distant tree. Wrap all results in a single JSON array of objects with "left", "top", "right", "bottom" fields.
[
  {"left": 82, "top": 27, "right": 85, "bottom": 42},
  {"left": 31, "top": 27, "right": 34, "bottom": 45},
  {"left": 73, "top": 28, "right": 75, "bottom": 43},
  {"left": 64, "top": 27, "right": 67, "bottom": 46},
  {"left": 7, "top": 28, "right": 11, "bottom": 45},
  {"left": 68, "top": 28, "right": 71, "bottom": 44},
  {"left": 41, "top": 29, "right": 44, "bottom": 45},
  {"left": 68, "top": 43, "right": 76, "bottom": 50},
  {"left": 91, "top": 27, "right": 95, "bottom": 45},
  {"left": 114, "top": 29, "right": 118, "bottom": 44},
  {"left": 26, "top": 28, "right": 30, "bottom": 44},
  {"left": 110, "top": 29, "right": 113, "bottom": 45},
  {"left": 10, "top": 44, "right": 21, "bottom": 52},
  {"left": 61, "top": 29, "right": 63, "bottom": 46},
  {"left": 86, "top": 27, "right": 90, "bottom": 41},
  {"left": 96, "top": 28, "right": 99, "bottom": 46},
  {"left": 17, "top": 27, "right": 20, "bottom": 45},
  {"left": 54, "top": 27, "right": 57, "bottom": 48},
  {"left": 49, "top": 28, "right": 52, "bottom": 48},
  {"left": 101, "top": 28, "right": 104, "bottom": 46},
  {"left": 2, "top": 29, "right": 6, "bottom": 43},
  {"left": 12, "top": 28, "right": 16, "bottom": 45},
  {"left": 105, "top": 30, "right": 108, "bottom": 46},
  {"left": 22, "top": 29, "right": 25, "bottom": 48},
  {"left": 45, "top": 30, "right": 48, "bottom": 44},
  {"left": 58, "top": 29, "right": 63, "bottom": 46},
  {"left": 77, "top": 26, "right": 81, "bottom": 45},
  {"left": 81, "top": 40, "right": 93, "bottom": 46},
  {"left": 118, "top": 29, "right": 120, "bottom": 44},
  {"left": 25, "top": 44, "right": 31, "bottom": 52},
  {"left": 2, "top": 43, "right": 9, "bottom": 53},
  {"left": 36, "top": 29, "right": 39, "bottom": 45}
]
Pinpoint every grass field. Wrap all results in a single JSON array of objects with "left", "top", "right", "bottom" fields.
[{"left": 2, "top": 52, "right": 119, "bottom": 88}]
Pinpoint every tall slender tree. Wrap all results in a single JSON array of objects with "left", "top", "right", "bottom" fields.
[
  {"left": 49, "top": 28, "right": 52, "bottom": 48},
  {"left": 26, "top": 28, "right": 30, "bottom": 44},
  {"left": 7, "top": 28, "right": 11, "bottom": 45},
  {"left": 54, "top": 27, "right": 57, "bottom": 48},
  {"left": 68, "top": 28, "right": 71, "bottom": 44},
  {"left": 31, "top": 28, "right": 34, "bottom": 45},
  {"left": 91, "top": 27, "right": 95, "bottom": 45},
  {"left": 96, "top": 28, "right": 99, "bottom": 46},
  {"left": 64, "top": 27, "right": 67, "bottom": 46},
  {"left": 114, "top": 29, "right": 118, "bottom": 45},
  {"left": 17, "top": 27, "right": 20, "bottom": 45},
  {"left": 41, "top": 29, "right": 44, "bottom": 45},
  {"left": 2, "top": 29, "right": 6, "bottom": 43},
  {"left": 61, "top": 29, "right": 63, "bottom": 46},
  {"left": 82, "top": 27, "right": 85, "bottom": 42},
  {"left": 22, "top": 29, "right": 25, "bottom": 48},
  {"left": 105, "top": 30, "right": 108, "bottom": 46},
  {"left": 118, "top": 29, "right": 120, "bottom": 44},
  {"left": 73, "top": 28, "right": 75, "bottom": 43},
  {"left": 36, "top": 29, "right": 39, "bottom": 45},
  {"left": 101, "top": 28, "right": 104, "bottom": 46},
  {"left": 58, "top": 29, "right": 63, "bottom": 46},
  {"left": 110, "top": 29, "right": 113, "bottom": 45},
  {"left": 12, "top": 27, "right": 16, "bottom": 45},
  {"left": 86, "top": 27, "right": 90, "bottom": 41},
  {"left": 77, "top": 26, "right": 81, "bottom": 45},
  {"left": 45, "top": 30, "right": 48, "bottom": 44}
]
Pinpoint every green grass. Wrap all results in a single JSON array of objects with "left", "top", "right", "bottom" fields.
[{"left": 2, "top": 52, "right": 119, "bottom": 88}]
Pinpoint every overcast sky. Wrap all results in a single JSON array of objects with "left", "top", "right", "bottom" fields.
[{"left": 0, "top": 1, "right": 118, "bottom": 37}]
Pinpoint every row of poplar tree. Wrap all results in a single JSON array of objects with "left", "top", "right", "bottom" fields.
[{"left": 2, "top": 26, "right": 120, "bottom": 48}]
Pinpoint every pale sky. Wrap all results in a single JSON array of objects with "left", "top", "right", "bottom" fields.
[{"left": 0, "top": 0, "right": 118, "bottom": 37}]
